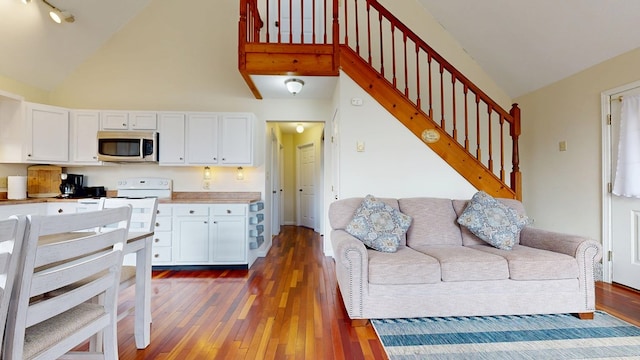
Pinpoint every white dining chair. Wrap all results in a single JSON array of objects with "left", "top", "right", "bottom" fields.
[
  {"left": 3, "top": 206, "right": 131, "bottom": 360},
  {"left": 0, "top": 215, "right": 27, "bottom": 355},
  {"left": 98, "top": 197, "right": 158, "bottom": 322}
]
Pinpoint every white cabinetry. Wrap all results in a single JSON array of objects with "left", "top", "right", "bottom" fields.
[
  {"left": 186, "top": 113, "right": 219, "bottom": 164},
  {"left": 0, "top": 203, "right": 44, "bottom": 219},
  {"left": 152, "top": 204, "right": 173, "bottom": 265},
  {"left": 173, "top": 205, "right": 210, "bottom": 264},
  {"left": 158, "top": 113, "right": 186, "bottom": 165},
  {"left": 46, "top": 202, "right": 77, "bottom": 215},
  {"left": 101, "top": 111, "right": 157, "bottom": 130},
  {"left": 220, "top": 114, "right": 254, "bottom": 165},
  {"left": 25, "top": 102, "right": 69, "bottom": 163},
  {"left": 71, "top": 111, "right": 100, "bottom": 164},
  {"left": 211, "top": 204, "right": 247, "bottom": 263}
]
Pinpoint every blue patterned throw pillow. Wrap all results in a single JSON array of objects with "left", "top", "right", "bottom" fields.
[
  {"left": 457, "top": 191, "right": 528, "bottom": 250},
  {"left": 346, "top": 195, "right": 412, "bottom": 253}
]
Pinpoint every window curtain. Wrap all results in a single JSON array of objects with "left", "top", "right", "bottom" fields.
[{"left": 613, "top": 94, "right": 640, "bottom": 198}]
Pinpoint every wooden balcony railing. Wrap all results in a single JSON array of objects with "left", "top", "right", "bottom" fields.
[{"left": 239, "top": 0, "right": 521, "bottom": 199}]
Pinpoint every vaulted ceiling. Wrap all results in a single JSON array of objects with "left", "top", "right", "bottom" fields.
[{"left": 2, "top": 0, "right": 640, "bottom": 98}]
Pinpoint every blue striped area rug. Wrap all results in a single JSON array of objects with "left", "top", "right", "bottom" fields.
[{"left": 372, "top": 311, "right": 640, "bottom": 359}]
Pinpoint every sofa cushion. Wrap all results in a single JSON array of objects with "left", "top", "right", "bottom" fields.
[
  {"left": 453, "top": 197, "right": 527, "bottom": 246},
  {"left": 468, "top": 244, "right": 580, "bottom": 280},
  {"left": 345, "top": 195, "right": 412, "bottom": 252},
  {"left": 417, "top": 246, "right": 509, "bottom": 282},
  {"left": 368, "top": 247, "right": 441, "bottom": 285},
  {"left": 456, "top": 191, "right": 529, "bottom": 250},
  {"left": 398, "top": 198, "right": 463, "bottom": 247}
]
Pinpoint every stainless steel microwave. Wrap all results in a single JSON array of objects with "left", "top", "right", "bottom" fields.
[{"left": 97, "top": 131, "right": 158, "bottom": 162}]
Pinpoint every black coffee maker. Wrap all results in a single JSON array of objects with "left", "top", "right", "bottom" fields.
[{"left": 59, "top": 173, "right": 85, "bottom": 198}]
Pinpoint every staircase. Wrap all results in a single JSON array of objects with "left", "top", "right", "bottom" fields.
[{"left": 239, "top": 0, "right": 521, "bottom": 200}]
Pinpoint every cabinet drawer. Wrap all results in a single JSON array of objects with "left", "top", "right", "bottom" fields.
[
  {"left": 152, "top": 246, "right": 172, "bottom": 263},
  {"left": 154, "top": 216, "right": 172, "bottom": 231},
  {"left": 152, "top": 231, "right": 171, "bottom": 247},
  {"left": 212, "top": 204, "right": 247, "bottom": 216},
  {"left": 174, "top": 206, "right": 209, "bottom": 216},
  {"left": 156, "top": 204, "right": 172, "bottom": 216}
]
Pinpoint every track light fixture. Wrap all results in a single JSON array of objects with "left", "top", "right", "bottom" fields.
[
  {"left": 22, "top": 0, "right": 75, "bottom": 24},
  {"left": 42, "top": 0, "right": 74, "bottom": 23}
]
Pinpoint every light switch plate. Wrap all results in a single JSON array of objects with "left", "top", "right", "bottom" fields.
[{"left": 356, "top": 141, "right": 365, "bottom": 152}]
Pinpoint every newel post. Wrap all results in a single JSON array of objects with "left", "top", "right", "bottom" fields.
[{"left": 510, "top": 103, "right": 522, "bottom": 200}]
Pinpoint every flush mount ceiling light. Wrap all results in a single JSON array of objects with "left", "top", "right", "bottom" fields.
[
  {"left": 42, "top": 0, "right": 75, "bottom": 23},
  {"left": 295, "top": 124, "right": 304, "bottom": 133},
  {"left": 285, "top": 78, "right": 304, "bottom": 95}
]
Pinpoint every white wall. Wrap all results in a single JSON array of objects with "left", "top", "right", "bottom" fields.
[
  {"left": 337, "top": 71, "right": 478, "bottom": 200},
  {"left": 516, "top": 47, "right": 640, "bottom": 243}
]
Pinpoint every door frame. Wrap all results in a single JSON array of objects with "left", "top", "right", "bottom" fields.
[{"left": 601, "top": 79, "right": 640, "bottom": 283}]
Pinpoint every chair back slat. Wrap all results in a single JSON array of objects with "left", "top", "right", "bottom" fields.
[{"left": 0, "top": 215, "right": 27, "bottom": 356}]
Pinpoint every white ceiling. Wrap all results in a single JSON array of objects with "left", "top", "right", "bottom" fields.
[
  {"left": 0, "top": 0, "right": 151, "bottom": 91},
  {"left": 418, "top": 0, "right": 640, "bottom": 98},
  {"left": 2, "top": 0, "right": 640, "bottom": 98}
]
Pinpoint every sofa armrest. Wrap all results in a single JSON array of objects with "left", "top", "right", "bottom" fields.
[
  {"left": 330, "top": 229, "right": 369, "bottom": 318},
  {"left": 520, "top": 227, "right": 602, "bottom": 261},
  {"left": 520, "top": 226, "right": 602, "bottom": 311}
]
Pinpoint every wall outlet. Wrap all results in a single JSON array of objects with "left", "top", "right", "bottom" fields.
[
  {"left": 202, "top": 180, "right": 211, "bottom": 190},
  {"left": 0, "top": 177, "right": 7, "bottom": 189}
]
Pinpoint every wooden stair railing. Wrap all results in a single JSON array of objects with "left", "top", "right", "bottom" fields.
[{"left": 239, "top": 0, "right": 522, "bottom": 200}]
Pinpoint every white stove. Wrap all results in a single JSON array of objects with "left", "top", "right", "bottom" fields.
[{"left": 116, "top": 177, "right": 172, "bottom": 199}]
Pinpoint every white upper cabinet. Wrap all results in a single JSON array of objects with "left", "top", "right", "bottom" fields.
[
  {"left": 70, "top": 110, "right": 100, "bottom": 164},
  {"left": 25, "top": 102, "right": 69, "bottom": 163},
  {"left": 101, "top": 111, "right": 157, "bottom": 130},
  {"left": 220, "top": 113, "right": 253, "bottom": 165},
  {"left": 186, "top": 113, "right": 219, "bottom": 165},
  {"left": 158, "top": 112, "right": 186, "bottom": 165}
]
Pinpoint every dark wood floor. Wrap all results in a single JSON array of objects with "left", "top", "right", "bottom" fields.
[{"left": 115, "top": 226, "right": 640, "bottom": 359}]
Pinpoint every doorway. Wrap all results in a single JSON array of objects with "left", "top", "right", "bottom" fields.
[
  {"left": 602, "top": 81, "right": 640, "bottom": 291},
  {"left": 267, "top": 122, "right": 325, "bottom": 236}
]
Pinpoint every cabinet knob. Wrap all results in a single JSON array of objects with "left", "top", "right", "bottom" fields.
[
  {"left": 180, "top": 157, "right": 183, "bottom": 160},
  {"left": 27, "top": 154, "right": 32, "bottom": 157},
  {"left": 122, "top": 123, "right": 127, "bottom": 127},
  {"left": 154, "top": 254, "right": 159, "bottom": 258},
  {"left": 189, "top": 210, "right": 195, "bottom": 214},
  {"left": 154, "top": 238, "right": 160, "bottom": 243},
  {"left": 226, "top": 209, "right": 232, "bottom": 214},
  {"left": 155, "top": 222, "right": 160, "bottom": 227},
  {"left": 58, "top": 208, "right": 63, "bottom": 213},
  {"left": 213, "top": 157, "right": 217, "bottom": 161},
  {"left": 204, "top": 221, "right": 208, "bottom": 224}
]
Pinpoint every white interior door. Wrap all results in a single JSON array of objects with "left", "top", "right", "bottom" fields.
[
  {"left": 610, "top": 88, "right": 640, "bottom": 290},
  {"left": 269, "top": 0, "right": 324, "bottom": 43},
  {"left": 297, "top": 143, "right": 315, "bottom": 228}
]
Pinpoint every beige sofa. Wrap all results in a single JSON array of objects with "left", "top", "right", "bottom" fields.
[{"left": 329, "top": 196, "right": 602, "bottom": 320}]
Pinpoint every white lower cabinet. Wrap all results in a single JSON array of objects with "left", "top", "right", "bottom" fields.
[
  {"left": 211, "top": 204, "right": 247, "bottom": 263},
  {"left": 152, "top": 204, "right": 173, "bottom": 265},
  {"left": 173, "top": 205, "right": 210, "bottom": 264},
  {"left": 159, "top": 203, "right": 250, "bottom": 266}
]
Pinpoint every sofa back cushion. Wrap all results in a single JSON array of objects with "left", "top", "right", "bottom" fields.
[
  {"left": 398, "top": 197, "right": 462, "bottom": 247},
  {"left": 453, "top": 197, "right": 527, "bottom": 246},
  {"left": 329, "top": 197, "right": 406, "bottom": 245}
]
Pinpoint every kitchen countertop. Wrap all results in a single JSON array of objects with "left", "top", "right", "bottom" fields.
[{"left": 0, "top": 191, "right": 262, "bottom": 205}]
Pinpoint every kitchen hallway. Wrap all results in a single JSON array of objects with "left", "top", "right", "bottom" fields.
[{"left": 114, "top": 225, "right": 640, "bottom": 359}]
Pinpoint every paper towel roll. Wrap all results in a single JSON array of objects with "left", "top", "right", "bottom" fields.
[{"left": 8, "top": 176, "right": 27, "bottom": 200}]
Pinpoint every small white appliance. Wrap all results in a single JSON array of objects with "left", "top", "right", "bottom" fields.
[{"left": 116, "top": 177, "right": 172, "bottom": 199}]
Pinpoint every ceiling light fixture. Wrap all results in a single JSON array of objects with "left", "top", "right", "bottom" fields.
[
  {"left": 20, "top": 0, "right": 32, "bottom": 4},
  {"left": 285, "top": 78, "right": 304, "bottom": 95},
  {"left": 42, "top": 0, "right": 75, "bottom": 23},
  {"left": 296, "top": 124, "right": 304, "bottom": 133}
]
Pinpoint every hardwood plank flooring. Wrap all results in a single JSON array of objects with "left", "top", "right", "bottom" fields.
[
  {"left": 117, "top": 225, "right": 387, "bottom": 359},
  {"left": 116, "top": 226, "right": 640, "bottom": 359}
]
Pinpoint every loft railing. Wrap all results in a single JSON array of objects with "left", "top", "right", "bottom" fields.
[{"left": 239, "top": 0, "right": 521, "bottom": 199}]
